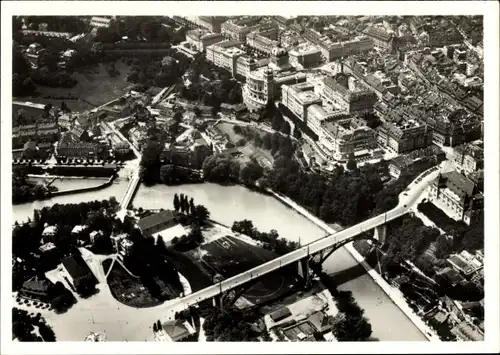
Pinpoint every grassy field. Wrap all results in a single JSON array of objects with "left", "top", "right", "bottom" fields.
[
  {"left": 16, "top": 62, "right": 133, "bottom": 113},
  {"left": 215, "top": 122, "right": 274, "bottom": 168},
  {"left": 199, "top": 236, "right": 298, "bottom": 306}
]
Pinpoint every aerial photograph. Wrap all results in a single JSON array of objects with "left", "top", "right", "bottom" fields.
[{"left": 8, "top": 13, "right": 488, "bottom": 344}]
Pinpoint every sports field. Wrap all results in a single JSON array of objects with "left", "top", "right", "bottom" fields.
[{"left": 200, "top": 236, "right": 298, "bottom": 306}]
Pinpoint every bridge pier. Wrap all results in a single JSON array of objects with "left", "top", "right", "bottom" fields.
[
  {"left": 297, "top": 258, "right": 311, "bottom": 287},
  {"left": 212, "top": 294, "right": 223, "bottom": 309},
  {"left": 374, "top": 225, "right": 387, "bottom": 245}
]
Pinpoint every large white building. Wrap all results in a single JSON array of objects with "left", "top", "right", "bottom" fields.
[
  {"left": 205, "top": 40, "right": 245, "bottom": 77},
  {"left": 322, "top": 74, "right": 377, "bottom": 113},
  {"left": 185, "top": 29, "right": 224, "bottom": 52},
  {"left": 246, "top": 30, "right": 279, "bottom": 55},
  {"left": 289, "top": 45, "right": 322, "bottom": 69},
  {"left": 90, "top": 16, "right": 114, "bottom": 29},
  {"left": 242, "top": 67, "right": 307, "bottom": 112},
  {"left": 318, "top": 115, "right": 377, "bottom": 162},
  {"left": 221, "top": 18, "right": 261, "bottom": 43},
  {"left": 281, "top": 82, "right": 322, "bottom": 123},
  {"left": 243, "top": 67, "right": 276, "bottom": 112}
]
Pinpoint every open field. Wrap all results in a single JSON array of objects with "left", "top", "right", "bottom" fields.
[
  {"left": 16, "top": 62, "right": 133, "bottom": 112},
  {"left": 198, "top": 235, "right": 298, "bottom": 306},
  {"left": 215, "top": 122, "right": 274, "bottom": 168}
]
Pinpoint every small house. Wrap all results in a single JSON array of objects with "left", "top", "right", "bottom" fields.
[{"left": 21, "top": 276, "right": 53, "bottom": 301}]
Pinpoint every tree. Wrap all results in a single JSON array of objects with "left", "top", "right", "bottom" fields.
[
  {"left": 173, "top": 193, "right": 180, "bottom": 212},
  {"left": 181, "top": 194, "right": 189, "bottom": 214},
  {"left": 293, "top": 128, "right": 302, "bottom": 140},
  {"left": 179, "top": 193, "right": 186, "bottom": 213},
  {"left": 333, "top": 314, "right": 372, "bottom": 341},
  {"left": 156, "top": 235, "right": 167, "bottom": 254},
  {"left": 194, "top": 205, "right": 210, "bottom": 225},
  {"left": 189, "top": 198, "right": 195, "bottom": 217},
  {"left": 193, "top": 107, "right": 202, "bottom": 118},
  {"left": 346, "top": 159, "right": 357, "bottom": 171},
  {"left": 188, "top": 224, "right": 203, "bottom": 244}
]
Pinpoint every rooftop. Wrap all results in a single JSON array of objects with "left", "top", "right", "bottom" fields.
[
  {"left": 61, "top": 253, "right": 94, "bottom": 281},
  {"left": 137, "top": 210, "right": 176, "bottom": 231}
]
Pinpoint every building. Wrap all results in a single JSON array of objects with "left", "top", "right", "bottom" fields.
[
  {"left": 320, "top": 116, "right": 377, "bottom": 162},
  {"left": 308, "top": 312, "right": 334, "bottom": 334},
  {"left": 363, "top": 26, "right": 393, "bottom": 51},
  {"left": 90, "top": 16, "right": 114, "bottom": 29},
  {"left": 451, "top": 321, "right": 484, "bottom": 341},
  {"left": 246, "top": 31, "right": 279, "bottom": 55},
  {"left": 42, "top": 225, "right": 58, "bottom": 241},
  {"left": 426, "top": 109, "right": 482, "bottom": 147},
  {"left": 318, "top": 36, "right": 374, "bottom": 62},
  {"left": 113, "top": 141, "right": 131, "bottom": 155},
  {"left": 235, "top": 55, "right": 259, "bottom": 78},
  {"left": 289, "top": 45, "right": 322, "bottom": 69},
  {"left": 56, "top": 142, "right": 104, "bottom": 159},
  {"left": 60, "top": 253, "right": 96, "bottom": 290},
  {"left": 242, "top": 67, "right": 276, "bottom": 112},
  {"left": 377, "top": 120, "right": 433, "bottom": 154},
  {"left": 205, "top": 40, "right": 244, "bottom": 77},
  {"left": 323, "top": 74, "right": 377, "bottom": 113},
  {"left": 159, "top": 319, "right": 196, "bottom": 342},
  {"left": 185, "top": 29, "right": 224, "bottom": 52},
  {"left": 269, "top": 46, "right": 291, "bottom": 72},
  {"left": 172, "top": 16, "right": 226, "bottom": 33},
  {"left": 453, "top": 143, "right": 484, "bottom": 174},
  {"left": 436, "top": 267, "right": 465, "bottom": 287},
  {"left": 429, "top": 170, "right": 484, "bottom": 225},
  {"left": 21, "top": 276, "right": 53, "bottom": 301},
  {"left": 137, "top": 210, "right": 178, "bottom": 236},
  {"left": 129, "top": 127, "right": 149, "bottom": 150},
  {"left": 242, "top": 66, "right": 307, "bottom": 112},
  {"left": 447, "top": 250, "right": 483, "bottom": 277},
  {"left": 221, "top": 18, "right": 261, "bottom": 43},
  {"left": 281, "top": 82, "right": 322, "bottom": 123},
  {"left": 388, "top": 146, "right": 445, "bottom": 179}
]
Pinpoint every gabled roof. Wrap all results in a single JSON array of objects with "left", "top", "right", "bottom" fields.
[
  {"left": 308, "top": 312, "right": 333, "bottom": 332},
  {"left": 22, "top": 276, "right": 53, "bottom": 293},
  {"left": 137, "top": 210, "right": 176, "bottom": 231},
  {"left": 61, "top": 253, "right": 94, "bottom": 280},
  {"left": 162, "top": 319, "right": 195, "bottom": 341}
]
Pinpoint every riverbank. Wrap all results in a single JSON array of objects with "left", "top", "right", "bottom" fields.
[{"left": 267, "top": 189, "right": 439, "bottom": 342}]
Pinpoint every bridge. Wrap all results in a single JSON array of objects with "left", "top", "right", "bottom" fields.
[
  {"left": 154, "top": 161, "right": 448, "bottom": 318},
  {"left": 162, "top": 208, "right": 400, "bottom": 313}
]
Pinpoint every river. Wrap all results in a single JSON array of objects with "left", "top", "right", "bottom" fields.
[{"left": 13, "top": 181, "right": 426, "bottom": 341}]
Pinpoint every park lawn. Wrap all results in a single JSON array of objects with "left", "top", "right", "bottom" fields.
[{"left": 17, "top": 62, "right": 133, "bottom": 112}]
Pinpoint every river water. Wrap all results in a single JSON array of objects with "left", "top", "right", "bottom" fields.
[{"left": 13, "top": 180, "right": 426, "bottom": 341}]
